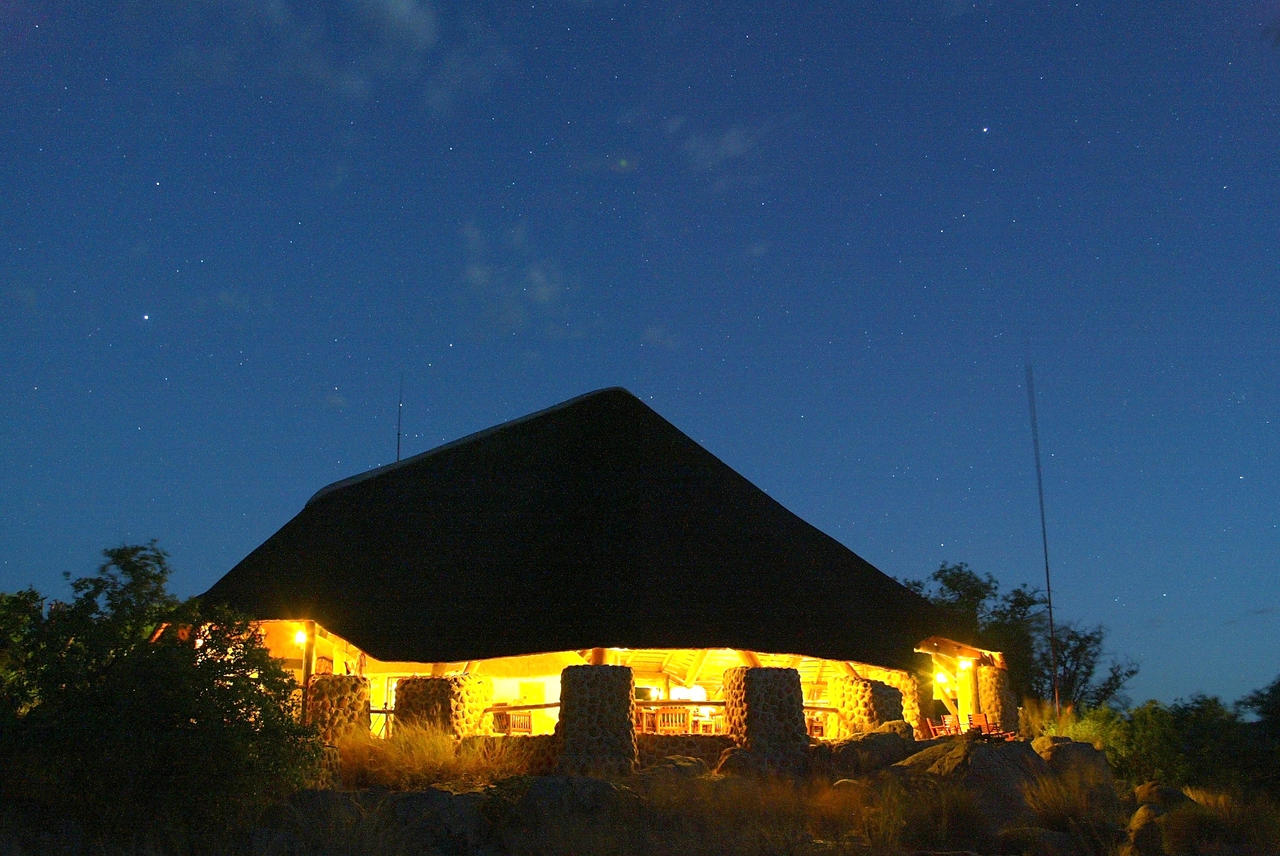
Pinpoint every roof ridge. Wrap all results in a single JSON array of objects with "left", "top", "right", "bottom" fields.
[{"left": 305, "top": 386, "right": 640, "bottom": 506}]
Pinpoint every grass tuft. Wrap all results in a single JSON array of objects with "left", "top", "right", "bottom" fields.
[{"left": 333, "top": 721, "right": 535, "bottom": 789}]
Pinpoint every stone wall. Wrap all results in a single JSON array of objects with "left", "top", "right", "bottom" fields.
[
  {"left": 636, "top": 734, "right": 736, "bottom": 769},
  {"left": 859, "top": 666, "right": 924, "bottom": 739},
  {"left": 307, "top": 674, "right": 370, "bottom": 743},
  {"left": 556, "top": 664, "right": 637, "bottom": 776},
  {"left": 722, "top": 667, "right": 807, "bottom": 772},
  {"left": 394, "top": 674, "right": 494, "bottom": 737},
  {"left": 978, "top": 664, "right": 1018, "bottom": 734},
  {"left": 830, "top": 676, "right": 904, "bottom": 738}
]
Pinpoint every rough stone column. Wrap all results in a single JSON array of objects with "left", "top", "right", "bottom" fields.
[
  {"left": 556, "top": 664, "right": 636, "bottom": 776},
  {"left": 395, "top": 674, "right": 494, "bottom": 737},
  {"left": 831, "top": 676, "right": 903, "bottom": 738},
  {"left": 879, "top": 671, "right": 923, "bottom": 738},
  {"left": 306, "top": 674, "right": 371, "bottom": 743},
  {"left": 978, "top": 665, "right": 1018, "bottom": 734},
  {"left": 723, "top": 667, "right": 807, "bottom": 765}
]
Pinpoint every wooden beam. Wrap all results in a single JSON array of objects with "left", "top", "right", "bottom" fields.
[{"left": 684, "top": 648, "right": 710, "bottom": 687}]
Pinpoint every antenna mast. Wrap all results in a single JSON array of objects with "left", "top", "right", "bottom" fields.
[
  {"left": 396, "top": 373, "right": 404, "bottom": 463},
  {"left": 1025, "top": 364, "right": 1061, "bottom": 716}
]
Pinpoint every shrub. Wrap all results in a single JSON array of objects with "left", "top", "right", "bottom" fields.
[{"left": 0, "top": 544, "right": 321, "bottom": 851}]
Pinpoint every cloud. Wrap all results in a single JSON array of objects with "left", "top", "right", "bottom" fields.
[
  {"left": 682, "top": 125, "right": 756, "bottom": 172},
  {"left": 166, "top": 0, "right": 442, "bottom": 101},
  {"left": 456, "top": 222, "right": 574, "bottom": 339},
  {"left": 655, "top": 113, "right": 766, "bottom": 192},
  {"left": 641, "top": 325, "right": 679, "bottom": 351}
]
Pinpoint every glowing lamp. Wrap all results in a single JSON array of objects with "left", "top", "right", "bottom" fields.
[
  {"left": 294, "top": 629, "right": 308, "bottom": 647},
  {"left": 935, "top": 672, "right": 948, "bottom": 684},
  {"left": 958, "top": 658, "right": 973, "bottom": 670}
]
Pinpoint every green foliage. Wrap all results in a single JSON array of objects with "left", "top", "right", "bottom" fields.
[
  {"left": 1095, "top": 696, "right": 1272, "bottom": 793},
  {"left": 1241, "top": 673, "right": 1280, "bottom": 742},
  {"left": 0, "top": 543, "right": 320, "bottom": 850},
  {"left": 0, "top": 587, "right": 42, "bottom": 721},
  {"left": 905, "top": 561, "right": 1137, "bottom": 708}
]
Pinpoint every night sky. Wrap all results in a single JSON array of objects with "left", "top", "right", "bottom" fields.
[{"left": 3, "top": 1, "right": 1277, "bottom": 707}]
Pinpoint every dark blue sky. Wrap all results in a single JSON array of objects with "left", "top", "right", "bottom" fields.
[{"left": 3, "top": 0, "right": 1277, "bottom": 706}]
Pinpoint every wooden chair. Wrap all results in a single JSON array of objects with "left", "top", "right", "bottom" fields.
[
  {"left": 926, "top": 717, "right": 951, "bottom": 738},
  {"left": 967, "top": 712, "right": 1015, "bottom": 740},
  {"left": 655, "top": 706, "right": 692, "bottom": 734},
  {"left": 941, "top": 714, "right": 961, "bottom": 735},
  {"left": 508, "top": 711, "right": 533, "bottom": 735}
]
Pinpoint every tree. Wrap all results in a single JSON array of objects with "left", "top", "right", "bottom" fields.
[
  {"left": 1037, "top": 622, "right": 1138, "bottom": 710},
  {"left": 0, "top": 543, "right": 320, "bottom": 846},
  {"left": 905, "top": 562, "right": 1137, "bottom": 709},
  {"left": 1239, "top": 673, "right": 1280, "bottom": 742}
]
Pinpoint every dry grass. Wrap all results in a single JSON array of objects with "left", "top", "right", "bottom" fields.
[
  {"left": 1164, "top": 788, "right": 1280, "bottom": 856},
  {"left": 332, "top": 721, "right": 535, "bottom": 789},
  {"left": 1022, "top": 769, "right": 1124, "bottom": 855}
]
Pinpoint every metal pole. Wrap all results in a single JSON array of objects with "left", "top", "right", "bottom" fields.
[{"left": 1026, "top": 364, "right": 1061, "bottom": 716}]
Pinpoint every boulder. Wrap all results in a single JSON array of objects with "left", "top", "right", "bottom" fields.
[
  {"left": 874, "top": 719, "right": 915, "bottom": 740},
  {"left": 389, "top": 788, "right": 491, "bottom": 855},
  {"left": 1124, "top": 802, "right": 1166, "bottom": 856},
  {"left": 827, "top": 732, "right": 912, "bottom": 777},
  {"left": 1133, "top": 781, "right": 1190, "bottom": 811},
  {"left": 514, "top": 775, "right": 641, "bottom": 827},
  {"left": 637, "top": 755, "right": 708, "bottom": 779},
  {"left": 896, "top": 735, "right": 1049, "bottom": 828},
  {"left": 1034, "top": 737, "right": 1119, "bottom": 816},
  {"left": 997, "top": 825, "right": 1080, "bottom": 856}
]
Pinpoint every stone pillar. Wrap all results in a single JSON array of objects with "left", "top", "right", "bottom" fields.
[
  {"left": 306, "top": 674, "right": 370, "bottom": 743},
  {"left": 395, "top": 675, "right": 494, "bottom": 737},
  {"left": 722, "top": 667, "right": 807, "bottom": 768},
  {"left": 978, "top": 665, "right": 1018, "bottom": 734},
  {"left": 879, "top": 671, "right": 923, "bottom": 739},
  {"left": 831, "top": 677, "right": 904, "bottom": 738},
  {"left": 556, "top": 665, "right": 636, "bottom": 776}
]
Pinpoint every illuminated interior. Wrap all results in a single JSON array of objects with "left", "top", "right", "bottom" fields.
[
  {"left": 255, "top": 619, "right": 929, "bottom": 737},
  {"left": 915, "top": 635, "right": 1005, "bottom": 726}
]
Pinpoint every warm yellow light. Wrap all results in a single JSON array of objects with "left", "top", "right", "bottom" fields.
[
  {"left": 935, "top": 672, "right": 949, "bottom": 684},
  {"left": 294, "top": 629, "right": 308, "bottom": 647},
  {"left": 958, "top": 658, "right": 973, "bottom": 670}
]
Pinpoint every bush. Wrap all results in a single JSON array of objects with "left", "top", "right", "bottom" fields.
[{"left": 0, "top": 544, "right": 320, "bottom": 851}]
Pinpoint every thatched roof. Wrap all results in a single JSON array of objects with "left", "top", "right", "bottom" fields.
[{"left": 201, "top": 388, "right": 951, "bottom": 671}]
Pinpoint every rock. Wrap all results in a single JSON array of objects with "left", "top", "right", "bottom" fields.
[
  {"left": 1035, "top": 737, "right": 1119, "bottom": 816},
  {"left": 714, "top": 745, "right": 769, "bottom": 777},
  {"left": 827, "top": 732, "right": 912, "bottom": 777},
  {"left": 1125, "top": 803, "right": 1165, "bottom": 856},
  {"left": 1133, "top": 781, "right": 1190, "bottom": 810},
  {"left": 389, "top": 788, "right": 491, "bottom": 855},
  {"left": 896, "top": 735, "right": 1049, "bottom": 828},
  {"left": 639, "top": 755, "right": 708, "bottom": 778},
  {"left": 514, "top": 775, "right": 640, "bottom": 827},
  {"left": 997, "top": 825, "right": 1081, "bottom": 856},
  {"left": 875, "top": 719, "right": 915, "bottom": 740}
]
